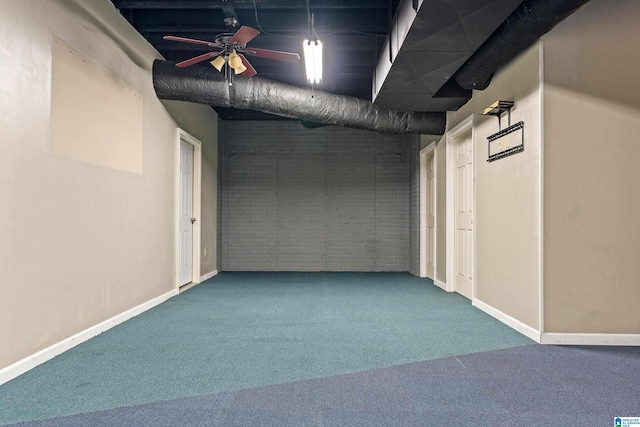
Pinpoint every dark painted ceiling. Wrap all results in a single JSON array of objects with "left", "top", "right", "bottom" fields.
[
  {"left": 113, "top": 0, "right": 521, "bottom": 120},
  {"left": 372, "top": 0, "right": 522, "bottom": 112}
]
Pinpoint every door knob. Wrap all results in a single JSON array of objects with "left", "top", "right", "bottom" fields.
[{"left": 191, "top": 217, "right": 196, "bottom": 224}]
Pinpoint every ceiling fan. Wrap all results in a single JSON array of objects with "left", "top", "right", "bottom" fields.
[{"left": 163, "top": 18, "right": 300, "bottom": 77}]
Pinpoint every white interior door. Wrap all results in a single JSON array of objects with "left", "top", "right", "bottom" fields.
[
  {"left": 426, "top": 152, "right": 435, "bottom": 279},
  {"left": 178, "top": 139, "right": 194, "bottom": 286},
  {"left": 454, "top": 129, "right": 473, "bottom": 299}
]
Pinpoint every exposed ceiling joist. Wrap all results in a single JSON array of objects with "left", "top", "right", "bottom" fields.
[
  {"left": 113, "top": 0, "right": 391, "bottom": 10},
  {"left": 151, "top": 34, "right": 382, "bottom": 52}
]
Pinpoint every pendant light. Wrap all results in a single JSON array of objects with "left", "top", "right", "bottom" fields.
[{"left": 303, "top": 10, "right": 322, "bottom": 85}]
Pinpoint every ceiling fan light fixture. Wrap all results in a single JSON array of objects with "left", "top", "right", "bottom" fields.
[
  {"left": 228, "top": 52, "right": 241, "bottom": 67},
  {"left": 210, "top": 55, "right": 226, "bottom": 72},
  {"left": 164, "top": 25, "right": 299, "bottom": 79},
  {"left": 227, "top": 51, "right": 247, "bottom": 74},
  {"left": 233, "top": 62, "right": 247, "bottom": 75},
  {"left": 303, "top": 39, "right": 322, "bottom": 84}
]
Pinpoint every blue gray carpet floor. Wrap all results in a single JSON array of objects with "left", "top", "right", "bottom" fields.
[
  {"left": 1, "top": 272, "right": 637, "bottom": 426},
  {"left": 6, "top": 345, "right": 640, "bottom": 426}
]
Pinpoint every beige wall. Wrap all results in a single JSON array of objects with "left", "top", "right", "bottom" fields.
[
  {"left": 161, "top": 100, "right": 218, "bottom": 276},
  {"left": 0, "top": 0, "right": 218, "bottom": 369},
  {"left": 542, "top": 0, "right": 640, "bottom": 333},
  {"left": 438, "top": 43, "right": 543, "bottom": 330}
]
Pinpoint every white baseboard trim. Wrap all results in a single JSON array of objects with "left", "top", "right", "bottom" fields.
[
  {"left": 180, "top": 270, "right": 219, "bottom": 293},
  {"left": 434, "top": 279, "right": 448, "bottom": 292},
  {"left": 199, "top": 269, "right": 218, "bottom": 282},
  {"left": 0, "top": 289, "right": 178, "bottom": 386},
  {"left": 472, "top": 298, "right": 541, "bottom": 343},
  {"left": 540, "top": 333, "right": 640, "bottom": 346}
]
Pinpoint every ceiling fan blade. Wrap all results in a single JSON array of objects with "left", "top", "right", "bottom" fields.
[
  {"left": 238, "top": 54, "right": 257, "bottom": 77},
  {"left": 175, "top": 51, "right": 222, "bottom": 68},
  {"left": 244, "top": 47, "right": 300, "bottom": 63},
  {"left": 229, "top": 26, "right": 260, "bottom": 46},
  {"left": 163, "top": 35, "right": 221, "bottom": 49}
]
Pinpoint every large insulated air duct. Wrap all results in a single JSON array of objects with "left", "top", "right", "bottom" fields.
[
  {"left": 453, "top": 0, "right": 591, "bottom": 90},
  {"left": 153, "top": 60, "right": 445, "bottom": 135}
]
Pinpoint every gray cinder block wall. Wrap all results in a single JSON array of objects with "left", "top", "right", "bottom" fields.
[{"left": 218, "top": 120, "right": 420, "bottom": 272}]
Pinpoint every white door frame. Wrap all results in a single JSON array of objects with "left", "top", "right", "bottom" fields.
[
  {"left": 175, "top": 128, "right": 202, "bottom": 289},
  {"left": 419, "top": 142, "right": 436, "bottom": 279},
  {"left": 446, "top": 115, "right": 475, "bottom": 295}
]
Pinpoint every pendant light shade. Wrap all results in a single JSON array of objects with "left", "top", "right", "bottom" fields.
[
  {"left": 303, "top": 39, "right": 322, "bottom": 84},
  {"left": 210, "top": 55, "right": 226, "bottom": 72},
  {"left": 233, "top": 63, "right": 247, "bottom": 74},
  {"left": 228, "top": 52, "right": 247, "bottom": 74}
]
